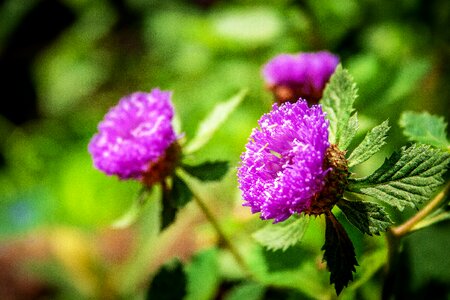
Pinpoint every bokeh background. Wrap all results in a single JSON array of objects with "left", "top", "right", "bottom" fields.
[{"left": 0, "top": 0, "right": 449, "bottom": 299}]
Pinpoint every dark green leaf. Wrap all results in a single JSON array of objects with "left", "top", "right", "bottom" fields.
[
  {"left": 400, "top": 111, "right": 449, "bottom": 149},
  {"left": 160, "top": 175, "right": 193, "bottom": 228},
  {"left": 185, "top": 89, "right": 247, "bottom": 153},
  {"left": 337, "top": 199, "right": 393, "bottom": 235},
  {"left": 348, "top": 144, "right": 450, "bottom": 210},
  {"left": 348, "top": 120, "right": 390, "bottom": 167},
  {"left": 322, "top": 213, "right": 358, "bottom": 295},
  {"left": 252, "top": 215, "right": 309, "bottom": 251},
  {"left": 147, "top": 260, "right": 186, "bottom": 300},
  {"left": 182, "top": 161, "right": 229, "bottom": 182},
  {"left": 161, "top": 181, "right": 177, "bottom": 229},
  {"left": 172, "top": 175, "right": 193, "bottom": 208},
  {"left": 321, "top": 65, "right": 358, "bottom": 149}
]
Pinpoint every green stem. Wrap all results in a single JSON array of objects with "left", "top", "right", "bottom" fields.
[
  {"left": 383, "top": 180, "right": 450, "bottom": 299},
  {"left": 188, "top": 185, "right": 253, "bottom": 278},
  {"left": 390, "top": 180, "right": 450, "bottom": 238}
]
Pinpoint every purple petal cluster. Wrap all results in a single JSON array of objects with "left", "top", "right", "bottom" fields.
[
  {"left": 89, "top": 89, "right": 176, "bottom": 179},
  {"left": 263, "top": 51, "right": 339, "bottom": 103},
  {"left": 238, "top": 100, "right": 330, "bottom": 222}
]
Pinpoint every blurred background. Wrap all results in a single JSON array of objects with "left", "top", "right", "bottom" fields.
[{"left": 0, "top": 0, "right": 449, "bottom": 299}]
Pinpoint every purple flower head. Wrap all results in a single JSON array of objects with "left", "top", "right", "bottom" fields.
[
  {"left": 238, "top": 100, "right": 330, "bottom": 223},
  {"left": 89, "top": 89, "right": 177, "bottom": 180},
  {"left": 263, "top": 51, "right": 339, "bottom": 105}
]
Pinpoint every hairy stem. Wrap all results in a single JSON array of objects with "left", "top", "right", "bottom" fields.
[
  {"left": 188, "top": 185, "right": 253, "bottom": 278},
  {"left": 383, "top": 180, "right": 450, "bottom": 299},
  {"left": 391, "top": 180, "right": 450, "bottom": 238}
]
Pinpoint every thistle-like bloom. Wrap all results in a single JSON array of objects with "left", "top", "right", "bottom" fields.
[
  {"left": 88, "top": 89, "right": 177, "bottom": 180},
  {"left": 238, "top": 100, "right": 330, "bottom": 222},
  {"left": 263, "top": 51, "right": 339, "bottom": 104}
]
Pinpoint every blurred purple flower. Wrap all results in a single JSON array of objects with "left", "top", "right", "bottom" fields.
[
  {"left": 89, "top": 89, "right": 177, "bottom": 180},
  {"left": 263, "top": 51, "right": 339, "bottom": 104},
  {"left": 238, "top": 100, "right": 330, "bottom": 222}
]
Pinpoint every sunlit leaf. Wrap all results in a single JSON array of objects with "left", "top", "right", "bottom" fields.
[
  {"left": 185, "top": 248, "right": 220, "bottom": 300},
  {"left": 253, "top": 215, "right": 309, "bottom": 251},
  {"left": 400, "top": 111, "right": 449, "bottom": 149},
  {"left": 348, "top": 120, "right": 390, "bottom": 167},
  {"left": 321, "top": 65, "right": 358, "bottom": 149},
  {"left": 348, "top": 144, "right": 450, "bottom": 210},
  {"left": 185, "top": 89, "right": 246, "bottom": 154}
]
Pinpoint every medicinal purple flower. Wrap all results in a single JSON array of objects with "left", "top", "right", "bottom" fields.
[
  {"left": 238, "top": 100, "right": 348, "bottom": 223},
  {"left": 88, "top": 89, "right": 178, "bottom": 183},
  {"left": 263, "top": 51, "right": 339, "bottom": 105}
]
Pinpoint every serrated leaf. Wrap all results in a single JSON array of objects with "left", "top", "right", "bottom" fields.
[
  {"left": 400, "top": 111, "right": 449, "bottom": 149},
  {"left": 322, "top": 213, "right": 358, "bottom": 295},
  {"left": 339, "top": 112, "right": 359, "bottom": 150},
  {"left": 252, "top": 215, "right": 309, "bottom": 251},
  {"left": 348, "top": 120, "right": 390, "bottom": 167},
  {"left": 147, "top": 260, "right": 187, "bottom": 300},
  {"left": 321, "top": 65, "right": 358, "bottom": 148},
  {"left": 185, "top": 89, "right": 247, "bottom": 154},
  {"left": 348, "top": 144, "right": 450, "bottom": 210},
  {"left": 182, "top": 161, "right": 229, "bottom": 182},
  {"left": 337, "top": 199, "right": 393, "bottom": 235}
]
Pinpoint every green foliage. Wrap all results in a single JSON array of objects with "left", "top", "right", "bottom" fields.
[
  {"left": 348, "top": 120, "right": 390, "bottom": 167},
  {"left": 184, "top": 89, "right": 247, "bottom": 154},
  {"left": 146, "top": 260, "right": 187, "bottom": 300},
  {"left": 338, "top": 199, "right": 393, "bottom": 235},
  {"left": 185, "top": 248, "right": 220, "bottom": 300},
  {"left": 252, "top": 215, "right": 310, "bottom": 251},
  {"left": 321, "top": 65, "right": 358, "bottom": 149},
  {"left": 171, "top": 175, "right": 193, "bottom": 208},
  {"left": 182, "top": 161, "right": 229, "bottom": 182},
  {"left": 224, "top": 282, "right": 265, "bottom": 300},
  {"left": 161, "top": 175, "right": 193, "bottom": 228},
  {"left": 322, "top": 213, "right": 358, "bottom": 295},
  {"left": 349, "top": 144, "right": 450, "bottom": 210},
  {"left": 400, "top": 111, "right": 449, "bottom": 149}
]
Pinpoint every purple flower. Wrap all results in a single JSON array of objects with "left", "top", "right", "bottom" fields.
[
  {"left": 238, "top": 100, "right": 330, "bottom": 222},
  {"left": 263, "top": 51, "right": 339, "bottom": 104},
  {"left": 88, "top": 89, "right": 177, "bottom": 180}
]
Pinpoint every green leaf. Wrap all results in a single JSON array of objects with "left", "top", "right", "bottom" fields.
[
  {"left": 337, "top": 199, "right": 393, "bottom": 235},
  {"left": 322, "top": 213, "right": 358, "bottom": 295},
  {"left": 321, "top": 65, "right": 358, "bottom": 149},
  {"left": 147, "top": 260, "right": 187, "bottom": 300},
  {"left": 185, "top": 89, "right": 247, "bottom": 154},
  {"left": 224, "top": 282, "right": 265, "bottom": 300},
  {"left": 400, "top": 111, "right": 449, "bottom": 149},
  {"left": 348, "top": 144, "right": 450, "bottom": 211},
  {"left": 339, "top": 112, "right": 359, "bottom": 150},
  {"left": 182, "top": 161, "right": 229, "bottom": 182},
  {"left": 161, "top": 175, "right": 193, "bottom": 228},
  {"left": 185, "top": 248, "right": 220, "bottom": 300},
  {"left": 252, "top": 215, "right": 309, "bottom": 251},
  {"left": 172, "top": 175, "right": 193, "bottom": 208},
  {"left": 348, "top": 120, "right": 390, "bottom": 167}
]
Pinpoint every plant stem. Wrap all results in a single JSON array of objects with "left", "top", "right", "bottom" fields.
[
  {"left": 390, "top": 180, "right": 450, "bottom": 238},
  {"left": 189, "top": 185, "right": 253, "bottom": 278},
  {"left": 383, "top": 180, "right": 449, "bottom": 299}
]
